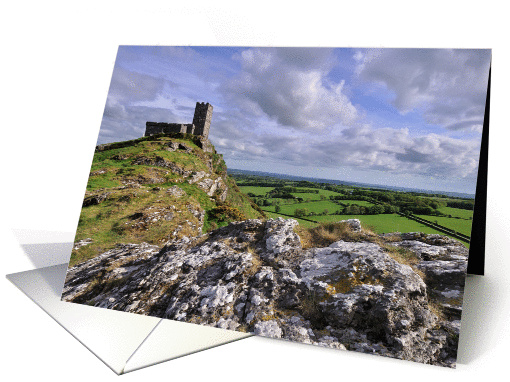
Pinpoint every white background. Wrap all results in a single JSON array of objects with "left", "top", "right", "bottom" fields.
[{"left": 1, "top": 1, "right": 509, "bottom": 380}]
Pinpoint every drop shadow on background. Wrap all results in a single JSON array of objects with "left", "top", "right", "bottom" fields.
[
  {"left": 20, "top": 242, "right": 73, "bottom": 269},
  {"left": 15, "top": 242, "right": 72, "bottom": 296},
  {"left": 10, "top": 228, "right": 74, "bottom": 296},
  {"left": 456, "top": 274, "right": 497, "bottom": 365}
]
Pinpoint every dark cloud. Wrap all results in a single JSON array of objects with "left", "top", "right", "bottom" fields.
[{"left": 355, "top": 48, "right": 490, "bottom": 131}]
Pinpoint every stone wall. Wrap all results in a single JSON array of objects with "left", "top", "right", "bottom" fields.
[
  {"left": 186, "top": 124, "right": 195, "bottom": 135},
  {"left": 145, "top": 122, "right": 194, "bottom": 137},
  {"left": 145, "top": 102, "right": 213, "bottom": 138}
]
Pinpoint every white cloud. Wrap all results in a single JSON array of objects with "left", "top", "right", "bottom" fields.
[
  {"left": 97, "top": 47, "right": 484, "bottom": 192},
  {"left": 355, "top": 48, "right": 490, "bottom": 131},
  {"left": 223, "top": 48, "right": 358, "bottom": 130},
  {"left": 218, "top": 121, "right": 480, "bottom": 183}
]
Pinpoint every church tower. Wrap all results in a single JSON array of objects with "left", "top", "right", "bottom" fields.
[{"left": 192, "top": 102, "right": 213, "bottom": 139}]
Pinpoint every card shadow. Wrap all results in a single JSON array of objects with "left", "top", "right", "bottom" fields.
[
  {"left": 456, "top": 274, "right": 497, "bottom": 364},
  {"left": 15, "top": 242, "right": 72, "bottom": 296}
]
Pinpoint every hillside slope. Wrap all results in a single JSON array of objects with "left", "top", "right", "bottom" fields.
[{"left": 71, "top": 133, "right": 264, "bottom": 267}]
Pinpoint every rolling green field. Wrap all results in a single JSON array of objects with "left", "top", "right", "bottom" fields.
[
  {"left": 239, "top": 186, "right": 277, "bottom": 196},
  {"left": 416, "top": 215, "right": 473, "bottom": 237},
  {"left": 289, "top": 188, "right": 343, "bottom": 200},
  {"left": 239, "top": 186, "right": 342, "bottom": 200},
  {"left": 437, "top": 206, "right": 473, "bottom": 219},
  {"left": 338, "top": 199, "right": 375, "bottom": 207},
  {"left": 288, "top": 192, "right": 327, "bottom": 201},
  {"left": 264, "top": 211, "right": 468, "bottom": 245},
  {"left": 262, "top": 209, "right": 465, "bottom": 239},
  {"left": 278, "top": 200, "right": 343, "bottom": 215},
  {"left": 311, "top": 214, "right": 449, "bottom": 235},
  {"left": 235, "top": 175, "right": 473, "bottom": 246}
]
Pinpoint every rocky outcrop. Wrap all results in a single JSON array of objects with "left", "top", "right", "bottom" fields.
[
  {"left": 165, "top": 141, "right": 193, "bottom": 154},
  {"left": 82, "top": 192, "right": 110, "bottom": 207},
  {"left": 166, "top": 185, "right": 186, "bottom": 197},
  {"left": 340, "top": 218, "right": 362, "bottom": 232},
  {"left": 62, "top": 219, "right": 467, "bottom": 367},
  {"left": 131, "top": 156, "right": 228, "bottom": 202},
  {"left": 188, "top": 171, "right": 228, "bottom": 201},
  {"left": 73, "top": 238, "right": 93, "bottom": 250},
  {"left": 389, "top": 233, "right": 467, "bottom": 319},
  {"left": 196, "top": 137, "right": 214, "bottom": 153},
  {"left": 132, "top": 156, "right": 192, "bottom": 177},
  {"left": 71, "top": 135, "right": 263, "bottom": 270}
]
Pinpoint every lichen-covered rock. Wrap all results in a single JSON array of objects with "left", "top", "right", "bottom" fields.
[
  {"left": 166, "top": 185, "right": 185, "bottom": 197},
  {"left": 187, "top": 171, "right": 228, "bottom": 201},
  {"left": 62, "top": 219, "right": 467, "bottom": 368},
  {"left": 339, "top": 218, "right": 362, "bottom": 232},
  {"left": 390, "top": 234, "right": 468, "bottom": 322},
  {"left": 263, "top": 218, "right": 301, "bottom": 260},
  {"left": 254, "top": 320, "right": 282, "bottom": 338},
  {"left": 73, "top": 238, "right": 93, "bottom": 251},
  {"left": 132, "top": 155, "right": 191, "bottom": 177},
  {"left": 393, "top": 240, "right": 448, "bottom": 261}
]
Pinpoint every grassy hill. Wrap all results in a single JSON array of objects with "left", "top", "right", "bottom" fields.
[{"left": 71, "top": 133, "right": 264, "bottom": 267}]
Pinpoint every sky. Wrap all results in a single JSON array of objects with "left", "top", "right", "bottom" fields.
[{"left": 98, "top": 46, "right": 491, "bottom": 194}]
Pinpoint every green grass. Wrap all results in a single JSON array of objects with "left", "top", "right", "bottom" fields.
[
  {"left": 70, "top": 135, "right": 264, "bottom": 266},
  {"left": 263, "top": 211, "right": 469, "bottom": 247},
  {"left": 225, "top": 178, "right": 265, "bottom": 220},
  {"left": 87, "top": 173, "right": 122, "bottom": 190},
  {"left": 278, "top": 200, "right": 345, "bottom": 215},
  {"left": 265, "top": 197, "right": 299, "bottom": 205},
  {"left": 288, "top": 192, "right": 323, "bottom": 201},
  {"left": 437, "top": 206, "right": 474, "bottom": 219},
  {"left": 416, "top": 215, "right": 473, "bottom": 237},
  {"left": 238, "top": 186, "right": 344, "bottom": 201},
  {"left": 238, "top": 186, "right": 276, "bottom": 196},
  {"left": 310, "top": 214, "right": 443, "bottom": 234},
  {"left": 289, "top": 188, "right": 342, "bottom": 201},
  {"left": 314, "top": 213, "right": 468, "bottom": 245},
  {"left": 72, "top": 185, "right": 204, "bottom": 266},
  {"left": 271, "top": 211, "right": 458, "bottom": 237},
  {"left": 337, "top": 199, "right": 375, "bottom": 207},
  {"left": 263, "top": 209, "right": 445, "bottom": 235},
  {"left": 87, "top": 137, "right": 210, "bottom": 192}
]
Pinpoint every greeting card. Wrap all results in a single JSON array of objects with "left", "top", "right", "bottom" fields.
[{"left": 60, "top": 46, "right": 490, "bottom": 368}]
